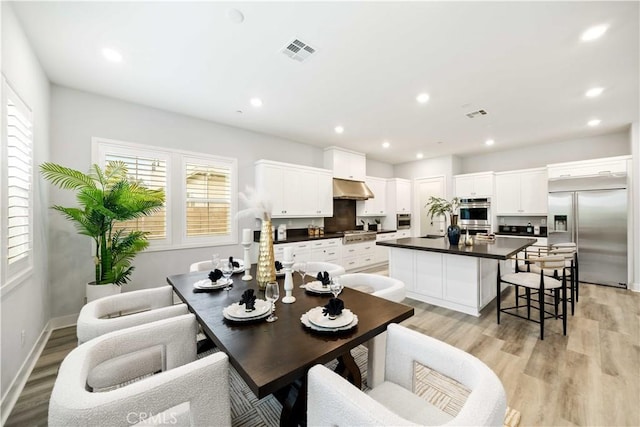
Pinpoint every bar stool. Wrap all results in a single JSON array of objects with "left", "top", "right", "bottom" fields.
[{"left": 498, "top": 255, "right": 568, "bottom": 340}]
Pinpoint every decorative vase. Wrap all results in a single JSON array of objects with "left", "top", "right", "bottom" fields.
[
  {"left": 447, "top": 214, "right": 461, "bottom": 246},
  {"left": 85, "top": 282, "right": 120, "bottom": 303},
  {"left": 256, "top": 220, "right": 276, "bottom": 290}
]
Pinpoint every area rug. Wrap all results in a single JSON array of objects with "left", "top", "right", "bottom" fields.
[{"left": 200, "top": 345, "right": 521, "bottom": 427}]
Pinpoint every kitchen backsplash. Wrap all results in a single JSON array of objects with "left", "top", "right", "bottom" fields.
[{"left": 497, "top": 216, "right": 547, "bottom": 227}]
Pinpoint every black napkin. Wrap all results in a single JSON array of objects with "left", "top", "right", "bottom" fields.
[
  {"left": 208, "top": 269, "right": 223, "bottom": 281},
  {"left": 316, "top": 271, "right": 330, "bottom": 287},
  {"left": 322, "top": 298, "right": 344, "bottom": 317},
  {"left": 229, "top": 256, "right": 240, "bottom": 268},
  {"left": 275, "top": 261, "right": 283, "bottom": 272},
  {"left": 239, "top": 289, "right": 256, "bottom": 311}
]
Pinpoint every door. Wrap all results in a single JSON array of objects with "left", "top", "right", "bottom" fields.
[
  {"left": 577, "top": 189, "right": 627, "bottom": 287},
  {"left": 415, "top": 176, "right": 445, "bottom": 236},
  {"left": 547, "top": 192, "right": 574, "bottom": 247}
]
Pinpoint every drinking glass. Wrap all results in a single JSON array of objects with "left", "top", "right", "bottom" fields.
[
  {"left": 297, "top": 262, "right": 307, "bottom": 285},
  {"left": 211, "top": 253, "right": 220, "bottom": 270},
  {"left": 329, "top": 277, "right": 343, "bottom": 299},
  {"left": 221, "top": 260, "right": 233, "bottom": 291},
  {"left": 265, "top": 282, "right": 280, "bottom": 322}
]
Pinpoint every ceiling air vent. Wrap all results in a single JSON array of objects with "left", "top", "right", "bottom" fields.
[
  {"left": 281, "top": 38, "right": 317, "bottom": 62},
  {"left": 465, "top": 109, "right": 488, "bottom": 119}
]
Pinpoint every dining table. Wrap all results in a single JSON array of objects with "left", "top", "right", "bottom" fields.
[{"left": 167, "top": 264, "right": 414, "bottom": 426}]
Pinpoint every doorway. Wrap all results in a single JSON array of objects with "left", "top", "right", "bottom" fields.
[{"left": 414, "top": 176, "right": 445, "bottom": 237}]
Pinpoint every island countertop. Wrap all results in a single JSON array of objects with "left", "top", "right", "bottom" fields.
[{"left": 376, "top": 236, "right": 537, "bottom": 260}]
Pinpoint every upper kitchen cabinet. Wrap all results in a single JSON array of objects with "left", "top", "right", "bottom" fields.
[
  {"left": 356, "top": 176, "right": 387, "bottom": 216},
  {"left": 547, "top": 155, "right": 629, "bottom": 179},
  {"left": 323, "top": 146, "right": 366, "bottom": 181},
  {"left": 255, "top": 160, "right": 333, "bottom": 218},
  {"left": 453, "top": 172, "right": 494, "bottom": 198},
  {"left": 387, "top": 178, "right": 412, "bottom": 213},
  {"left": 495, "top": 168, "right": 548, "bottom": 215}
]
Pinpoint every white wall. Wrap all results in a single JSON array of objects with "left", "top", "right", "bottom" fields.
[
  {"left": 1, "top": 2, "right": 51, "bottom": 400},
  {"left": 366, "top": 158, "right": 394, "bottom": 178},
  {"left": 459, "top": 131, "right": 630, "bottom": 173},
  {"left": 49, "top": 86, "right": 381, "bottom": 317},
  {"left": 394, "top": 155, "right": 459, "bottom": 199}
]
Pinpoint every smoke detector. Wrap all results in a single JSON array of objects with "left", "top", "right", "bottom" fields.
[
  {"left": 465, "top": 109, "right": 488, "bottom": 118},
  {"left": 281, "top": 38, "right": 317, "bottom": 62}
]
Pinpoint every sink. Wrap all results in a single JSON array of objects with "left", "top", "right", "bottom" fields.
[{"left": 422, "top": 234, "right": 445, "bottom": 239}]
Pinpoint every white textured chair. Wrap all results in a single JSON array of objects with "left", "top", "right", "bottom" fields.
[
  {"left": 307, "top": 323, "right": 507, "bottom": 426},
  {"left": 297, "top": 261, "right": 345, "bottom": 278},
  {"left": 49, "top": 314, "right": 231, "bottom": 427},
  {"left": 338, "top": 273, "right": 406, "bottom": 302},
  {"left": 77, "top": 286, "right": 188, "bottom": 345},
  {"left": 190, "top": 259, "right": 244, "bottom": 272}
]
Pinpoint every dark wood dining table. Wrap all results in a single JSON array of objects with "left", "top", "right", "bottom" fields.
[{"left": 167, "top": 265, "right": 414, "bottom": 426}]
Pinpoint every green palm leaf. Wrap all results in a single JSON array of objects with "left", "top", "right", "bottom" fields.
[{"left": 40, "top": 163, "right": 96, "bottom": 190}]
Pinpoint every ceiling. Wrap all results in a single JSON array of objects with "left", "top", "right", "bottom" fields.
[{"left": 11, "top": 1, "right": 639, "bottom": 164}]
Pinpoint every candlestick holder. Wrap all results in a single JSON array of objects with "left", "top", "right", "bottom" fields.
[
  {"left": 282, "top": 259, "right": 296, "bottom": 303},
  {"left": 242, "top": 241, "right": 253, "bottom": 281}
]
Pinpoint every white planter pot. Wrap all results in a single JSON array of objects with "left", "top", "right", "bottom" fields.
[{"left": 86, "top": 282, "right": 121, "bottom": 303}]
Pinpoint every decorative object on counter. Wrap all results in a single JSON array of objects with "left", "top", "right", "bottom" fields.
[
  {"left": 278, "top": 224, "right": 287, "bottom": 241},
  {"left": 474, "top": 233, "right": 496, "bottom": 242},
  {"left": 316, "top": 271, "right": 331, "bottom": 287},
  {"left": 282, "top": 258, "right": 296, "bottom": 303},
  {"left": 208, "top": 269, "right": 223, "bottom": 282},
  {"left": 526, "top": 222, "right": 533, "bottom": 233},
  {"left": 464, "top": 230, "right": 474, "bottom": 246},
  {"left": 241, "top": 229, "right": 253, "bottom": 281},
  {"left": 425, "top": 196, "right": 461, "bottom": 246},
  {"left": 239, "top": 289, "right": 257, "bottom": 311},
  {"left": 322, "top": 298, "right": 344, "bottom": 320},
  {"left": 238, "top": 186, "right": 274, "bottom": 290}
]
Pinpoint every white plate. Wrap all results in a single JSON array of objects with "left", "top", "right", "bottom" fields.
[
  {"left": 307, "top": 307, "right": 354, "bottom": 328},
  {"left": 193, "top": 278, "right": 229, "bottom": 290},
  {"left": 304, "top": 280, "right": 332, "bottom": 294},
  {"left": 223, "top": 299, "right": 271, "bottom": 319},
  {"left": 301, "top": 309, "right": 358, "bottom": 332}
]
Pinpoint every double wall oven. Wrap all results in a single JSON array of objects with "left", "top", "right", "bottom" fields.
[{"left": 458, "top": 198, "right": 491, "bottom": 234}]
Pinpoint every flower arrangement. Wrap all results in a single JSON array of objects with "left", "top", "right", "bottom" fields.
[{"left": 238, "top": 186, "right": 272, "bottom": 221}]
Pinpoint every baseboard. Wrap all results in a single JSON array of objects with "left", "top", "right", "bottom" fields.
[
  {"left": 49, "top": 312, "right": 79, "bottom": 330},
  {"left": 0, "top": 322, "right": 52, "bottom": 425},
  {"left": 629, "top": 282, "right": 640, "bottom": 292}
]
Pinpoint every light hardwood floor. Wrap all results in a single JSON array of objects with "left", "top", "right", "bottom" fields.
[{"left": 5, "top": 283, "right": 639, "bottom": 426}]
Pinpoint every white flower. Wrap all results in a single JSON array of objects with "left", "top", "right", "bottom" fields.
[{"left": 238, "top": 186, "right": 272, "bottom": 221}]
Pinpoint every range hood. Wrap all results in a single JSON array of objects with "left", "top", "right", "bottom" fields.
[{"left": 332, "top": 178, "right": 374, "bottom": 200}]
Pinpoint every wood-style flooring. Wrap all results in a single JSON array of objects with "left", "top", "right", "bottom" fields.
[{"left": 5, "top": 283, "right": 639, "bottom": 426}]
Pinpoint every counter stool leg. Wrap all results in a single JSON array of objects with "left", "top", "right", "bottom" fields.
[
  {"left": 526, "top": 288, "right": 531, "bottom": 320},
  {"left": 539, "top": 274, "right": 545, "bottom": 340},
  {"left": 562, "top": 271, "right": 568, "bottom": 336},
  {"left": 496, "top": 263, "right": 501, "bottom": 325}
]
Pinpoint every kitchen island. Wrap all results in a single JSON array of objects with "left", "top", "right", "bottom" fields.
[{"left": 377, "top": 236, "right": 536, "bottom": 316}]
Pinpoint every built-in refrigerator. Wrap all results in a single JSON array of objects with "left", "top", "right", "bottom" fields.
[{"left": 548, "top": 175, "right": 627, "bottom": 288}]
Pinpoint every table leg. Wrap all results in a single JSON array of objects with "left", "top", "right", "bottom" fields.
[
  {"left": 336, "top": 351, "right": 362, "bottom": 388},
  {"left": 367, "top": 332, "right": 386, "bottom": 388},
  {"left": 277, "top": 378, "right": 307, "bottom": 427}
]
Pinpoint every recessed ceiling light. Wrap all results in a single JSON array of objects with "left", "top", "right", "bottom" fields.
[
  {"left": 250, "top": 98, "right": 263, "bottom": 107},
  {"left": 334, "top": 126, "right": 344, "bottom": 134},
  {"left": 416, "top": 93, "right": 430, "bottom": 104},
  {"left": 485, "top": 139, "right": 495, "bottom": 146},
  {"left": 588, "top": 119, "right": 601, "bottom": 127},
  {"left": 102, "top": 48, "right": 122, "bottom": 63},
  {"left": 585, "top": 87, "right": 604, "bottom": 98},
  {"left": 382, "top": 141, "right": 390, "bottom": 148},
  {"left": 581, "top": 24, "right": 608, "bottom": 42},
  {"left": 416, "top": 152, "right": 424, "bottom": 159},
  {"left": 226, "top": 8, "right": 244, "bottom": 24}
]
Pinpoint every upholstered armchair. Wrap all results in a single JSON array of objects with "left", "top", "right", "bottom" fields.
[
  {"left": 308, "top": 323, "right": 507, "bottom": 426},
  {"left": 338, "top": 273, "right": 406, "bottom": 302},
  {"left": 49, "top": 314, "right": 231, "bottom": 426},
  {"left": 296, "top": 261, "right": 346, "bottom": 278}
]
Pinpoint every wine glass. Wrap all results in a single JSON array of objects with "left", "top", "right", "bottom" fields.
[
  {"left": 265, "top": 282, "right": 280, "bottom": 322},
  {"left": 221, "top": 260, "right": 233, "bottom": 291},
  {"left": 329, "top": 277, "right": 343, "bottom": 299},
  {"left": 211, "top": 253, "right": 220, "bottom": 270},
  {"left": 297, "top": 262, "right": 307, "bottom": 285}
]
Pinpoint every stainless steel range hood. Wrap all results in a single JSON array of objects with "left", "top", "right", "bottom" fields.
[{"left": 332, "top": 178, "right": 374, "bottom": 200}]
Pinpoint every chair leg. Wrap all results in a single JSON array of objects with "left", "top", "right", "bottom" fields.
[
  {"left": 575, "top": 254, "right": 579, "bottom": 302},
  {"left": 570, "top": 264, "right": 575, "bottom": 315},
  {"left": 539, "top": 275, "right": 545, "bottom": 340},
  {"left": 562, "top": 271, "right": 568, "bottom": 336},
  {"left": 554, "top": 289, "right": 559, "bottom": 318},
  {"left": 526, "top": 288, "right": 531, "bottom": 319},
  {"left": 515, "top": 286, "right": 520, "bottom": 308},
  {"left": 496, "top": 263, "right": 501, "bottom": 325}
]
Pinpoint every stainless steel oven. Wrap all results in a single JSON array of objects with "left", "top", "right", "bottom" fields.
[
  {"left": 397, "top": 213, "right": 411, "bottom": 229},
  {"left": 459, "top": 198, "right": 491, "bottom": 228}
]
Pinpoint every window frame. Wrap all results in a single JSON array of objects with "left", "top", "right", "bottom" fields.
[
  {"left": 1, "top": 76, "right": 35, "bottom": 291},
  {"left": 92, "top": 137, "right": 238, "bottom": 251}
]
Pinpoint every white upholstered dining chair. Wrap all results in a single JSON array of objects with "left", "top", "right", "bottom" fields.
[
  {"left": 307, "top": 323, "right": 507, "bottom": 426},
  {"left": 296, "top": 261, "right": 346, "bottom": 278},
  {"left": 49, "top": 314, "right": 231, "bottom": 427},
  {"left": 76, "top": 285, "right": 188, "bottom": 345},
  {"left": 338, "top": 273, "right": 406, "bottom": 302}
]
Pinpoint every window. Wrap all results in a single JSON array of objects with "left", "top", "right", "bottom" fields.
[
  {"left": 1, "top": 78, "right": 34, "bottom": 286},
  {"left": 93, "top": 138, "right": 237, "bottom": 250}
]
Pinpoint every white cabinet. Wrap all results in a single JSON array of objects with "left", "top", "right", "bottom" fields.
[
  {"left": 310, "top": 238, "right": 341, "bottom": 263},
  {"left": 454, "top": 172, "right": 494, "bottom": 198},
  {"left": 323, "top": 146, "right": 366, "bottom": 181},
  {"left": 356, "top": 176, "right": 387, "bottom": 216},
  {"left": 547, "top": 156, "right": 629, "bottom": 179},
  {"left": 387, "top": 178, "right": 411, "bottom": 213},
  {"left": 342, "top": 241, "right": 376, "bottom": 271},
  {"left": 495, "top": 168, "right": 547, "bottom": 215},
  {"left": 255, "top": 160, "right": 333, "bottom": 218}
]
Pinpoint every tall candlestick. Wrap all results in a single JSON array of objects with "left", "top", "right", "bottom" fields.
[
  {"left": 242, "top": 228, "right": 252, "bottom": 244},
  {"left": 241, "top": 241, "right": 253, "bottom": 281},
  {"left": 283, "top": 247, "right": 293, "bottom": 262},
  {"left": 282, "top": 259, "right": 295, "bottom": 303}
]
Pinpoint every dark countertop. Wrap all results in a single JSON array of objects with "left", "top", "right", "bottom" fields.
[
  {"left": 266, "top": 229, "right": 399, "bottom": 244},
  {"left": 495, "top": 231, "right": 547, "bottom": 238},
  {"left": 376, "top": 236, "right": 537, "bottom": 260}
]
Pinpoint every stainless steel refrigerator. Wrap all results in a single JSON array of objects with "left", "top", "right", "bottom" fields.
[{"left": 548, "top": 175, "right": 627, "bottom": 288}]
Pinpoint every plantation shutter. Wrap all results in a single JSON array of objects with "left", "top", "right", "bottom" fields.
[
  {"left": 5, "top": 84, "right": 33, "bottom": 267},
  {"left": 105, "top": 153, "right": 167, "bottom": 239},
  {"left": 185, "top": 161, "right": 231, "bottom": 237}
]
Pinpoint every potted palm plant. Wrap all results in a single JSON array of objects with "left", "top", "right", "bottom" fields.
[
  {"left": 41, "top": 161, "right": 165, "bottom": 302},
  {"left": 425, "top": 196, "right": 462, "bottom": 245}
]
